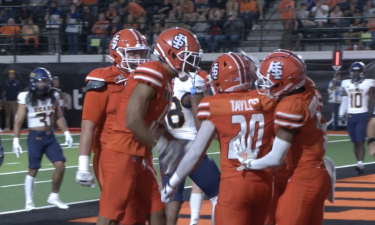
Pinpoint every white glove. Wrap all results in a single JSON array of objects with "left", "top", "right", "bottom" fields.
[
  {"left": 233, "top": 136, "right": 259, "bottom": 171},
  {"left": 161, "top": 181, "right": 176, "bottom": 203},
  {"left": 153, "top": 136, "right": 184, "bottom": 177},
  {"left": 75, "top": 155, "right": 95, "bottom": 188},
  {"left": 12, "top": 138, "right": 23, "bottom": 158},
  {"left": 64, "top": 131, "right": 73, "bottom": 148}
]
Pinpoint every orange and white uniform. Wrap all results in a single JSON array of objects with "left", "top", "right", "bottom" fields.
[
  {"left": 80, "top": 29, "right": 150, "bottom": 225},
  {"left": 82, "top": 67, "right": 147, "bottom": 225},
  {"left": 265, "top": 76, "right": 322, "bottom": 225},
  {"left": 100, "top": 61, "right": 172, "bottom": 221},
  {"left": 197, "top": 90, "right": 277, "bottom": 225}
]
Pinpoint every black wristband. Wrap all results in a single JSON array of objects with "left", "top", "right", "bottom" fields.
[{"left": 368, "top": 138, "right": 375, "bottom": 145}]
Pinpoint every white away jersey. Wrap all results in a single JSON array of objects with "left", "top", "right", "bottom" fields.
[
  {"left": 17, "top": 91, "right": 59, "bottom": 128},
  {"left": 165, "top": 75, "right": 206, "bottom": 140},
  {"left": 341, "top": 79, "right": 375, "bottom": 114}
]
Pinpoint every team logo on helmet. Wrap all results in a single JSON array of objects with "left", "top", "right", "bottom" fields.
[
  {"left": 111, "top": 34, "right": 120, "bottom": 50},
  {"left": 211, "top": 62, "right": 219, "bottom": 80},
  {"left": 269, "top": 61, "right": 283, "bottom": 80},
  {"left": 172, "top": 33, "right": 187, "bottom": 50}
]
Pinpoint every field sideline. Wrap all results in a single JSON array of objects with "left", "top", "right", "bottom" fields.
[{"left": 0, "top": 132, "right": 375, "bottom": 219}]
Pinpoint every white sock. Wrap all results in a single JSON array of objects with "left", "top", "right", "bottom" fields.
[
  {"left": 49, "top": 192, "right": 59, "bottom": 199},
  {"left": 209, "top": 196, "right": 218, "bottom": 225},
  {"left": 189, "top": 193, "right": 204, "bottom": 225},
  {"left": 25, "top": 175, "right": 35, "bottom": 203},
  {"left": 357, "top": 161, "right": 364, "bottom": 168}
]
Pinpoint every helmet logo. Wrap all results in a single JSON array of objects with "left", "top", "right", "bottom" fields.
[
  {"left": 111, "top": 34, "right": 120, "bottom": 50},
  {"left": 211, "top": 62, "right": 219, "bottom": 80},
  {"left": 172, "top": 33, "right": 186, "bottom": 50},
  {"left": 269, "top": 61, "right": 283, "bottom": 80}
]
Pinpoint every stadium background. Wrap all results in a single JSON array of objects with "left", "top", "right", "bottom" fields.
[{"left": 0, "top": 0, "right": 375, "bottom": 224}]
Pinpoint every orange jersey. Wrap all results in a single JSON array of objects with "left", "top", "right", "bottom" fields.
[
  {"left": 197, "top": 90, "right": 277, "bottom": 179},
  {"left": 274, "top": 85, "right": 327, "bottom": 176},
  {"left": 106, "top": 61, "right": 173, "bottom": 157},
  {"left": 81, "top": 66, "right": 127, "bottom": 153}
]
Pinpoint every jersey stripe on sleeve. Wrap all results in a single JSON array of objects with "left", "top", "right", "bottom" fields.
[
  {"left": 274, "top": 111, "right": 304, "bottom": 128},
  {"left": 134, "top": 67, "right": 163, "bottom": 88},
  {"left": 197, "top": 102, "right": 210, "bottom": 119}
]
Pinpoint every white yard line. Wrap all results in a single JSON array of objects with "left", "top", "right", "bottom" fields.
[
  {"left": 0, "top": 164, "right": 92, "bottom": 176},
  {"left": 0, "top": 199, "right": 100, "bottom": 215},
  {"left": 3, "top": 143, "right": 80, "bottom": 154},
  {"left": 0, "top": 180, "right": 52, "bottom": 188},
  {"left": 4, "top": 162, "right": 21, "bottom": 165}
]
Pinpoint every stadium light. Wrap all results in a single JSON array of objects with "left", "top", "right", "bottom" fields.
[{"left": 332, "top": 50, "right": 342, "bottom": 71}]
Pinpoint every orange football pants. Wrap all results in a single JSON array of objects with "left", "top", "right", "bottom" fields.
[
  {"left": 96, "top": 148, "right": 164, "bottom": 223},
  {"left": 214, "top": 175, "right": 272, "bottom": 225},
  {"left": 275, "top": 167, "right": 331, "bottom": 225},
  {"left": 264, "top": 172, "right": 289, "bottom": 225}
]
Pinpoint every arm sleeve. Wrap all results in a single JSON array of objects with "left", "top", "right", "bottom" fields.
[
  {"left": 133, "top": 63, "right": 164, "bottom": 89},
  {"left": 197, "top": 99, "right": 211, "bottom": 121},
  {"left": 274, "top": 98, "right": 305, "bottom": 130},
  {"left": 81, "top": 89, "right": 108, "bottom": 124},
  {"left": 169, "top": 120, "right": 216, "bottom": 187},
  {"left": 339, "top": 96, "right": 348, "bottom": 116},
  {"left": 17, "top": 92, "right": 27, "bottom": 104},
  {"left": 248, "top": 137, "right": 291, "bottom": 170}
]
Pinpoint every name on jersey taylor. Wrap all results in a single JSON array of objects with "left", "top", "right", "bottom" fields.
[{"left": 230, "top": 98, "right": 259, "bottom": 112}]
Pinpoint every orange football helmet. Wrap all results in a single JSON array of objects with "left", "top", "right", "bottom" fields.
[
  {"left": 207, "top": 52, "right": 254, "bottom": 95},
  {"left": 108, "top": 29, "right": 150, "bottom": 73},
  {"left": 257, "top": 49, "right": 306, "bottom": 98},
  {"left": 154, "top": 27, "right": 203, "bottom": 79}
]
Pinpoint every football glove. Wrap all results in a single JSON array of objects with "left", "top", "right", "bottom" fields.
[
  {"left": 12, "top": 138, "right": 23, "bottom": 158},
  {"left": 233, "top": 136, "right": 260, "bottom": 171},
  {"left": 64, "top": 131, "right": 73, "bottom": 148},
  {"left": 161, "top": 181, "right": 176, "bottom": 203},
  {"left": 154, "top": 136, "right": 184, "bottom": 177},
  {"left": 76, "top": 155, "right": 95, "bottom": 188}
]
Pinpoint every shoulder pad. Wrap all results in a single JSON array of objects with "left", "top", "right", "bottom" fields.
[{"left": 86, "top": 80, "right": 106, "bottom": 91}]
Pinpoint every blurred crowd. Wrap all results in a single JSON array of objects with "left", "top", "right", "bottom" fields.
[
  {"left": 278, "top": 0, "right": 375, "bottom": 50},
  {"left": 0, "top": 0, "right": 272, "bottom": 54}
]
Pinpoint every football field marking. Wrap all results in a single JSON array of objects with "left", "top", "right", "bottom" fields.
[
  {"left": 0, "top": 164, "right": 93, "bottom": 176},
  {"left": 0, "top": 180, "right": 52, "bottom": 188}
]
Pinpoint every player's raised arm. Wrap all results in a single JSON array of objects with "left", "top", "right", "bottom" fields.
[
  {"left": 126, "top": 82, "right": 157, "bottom": 149},
  {"left": 190, "top": 72, "right": 207, "bottom": 130},
  {"left": 13, "top": 93, "right": 27, "bottom": 157}
]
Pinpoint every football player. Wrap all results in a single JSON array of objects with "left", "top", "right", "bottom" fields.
[
  {"left": 76, "top": 29, "right": 149, "bottom": 225},
  {"left": 233, "top": 49, "right": 335, "bottom": 225},
  {"left": 161, "top": 52, "right": 278, "bottom": 225},
  {"left": 162, "top": 70, "right": 220, "bottom": 225},
  {"left": 13, "top": 68, "right": 73, "bottom": 211},
  {"left": 98, "top": 27, "right": 202, "bottom": 225},
  {"left": 339, "top": 62, "right": 375, "bottom": 174}
]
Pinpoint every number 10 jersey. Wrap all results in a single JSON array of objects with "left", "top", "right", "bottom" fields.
[
  {"left": 165, "top": 73, "right": 207, "bottom": 141},
  {"left": 341, "top": 79, "right": 375, "bottom": 114}
]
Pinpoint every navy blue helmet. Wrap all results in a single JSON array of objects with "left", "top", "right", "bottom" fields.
[
  {"left": 350, "top": 62, "right": 365, "bottom": 81},
  {"left": 30, "top": 67, "right": 52, "bottom": 94}
]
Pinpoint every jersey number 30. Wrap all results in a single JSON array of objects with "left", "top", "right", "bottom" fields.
[{"left": 228, "top": 114, "right": 265, "bottom": 159}]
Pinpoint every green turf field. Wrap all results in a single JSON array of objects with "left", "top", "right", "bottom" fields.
[{"left": 0, "top": 133, "right": 374, "bottom": 214}]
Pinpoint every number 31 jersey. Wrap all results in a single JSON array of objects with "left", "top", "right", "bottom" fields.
[
  {"left": 165, "top": 72, "right": 207, "bottom": 140},
  {"left": 17, "top": 91, "right": 60, "bottom": 128},
  {"left": 197, "top": 90, "right": 277, "bottom": 179},
  {"left": 341, "top": 79, "right": 375, "bottom": 114}
]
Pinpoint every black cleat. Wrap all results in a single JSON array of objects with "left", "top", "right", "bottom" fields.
[{"left": 355, "top": 166, "right": 365, "bottom": 175}]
